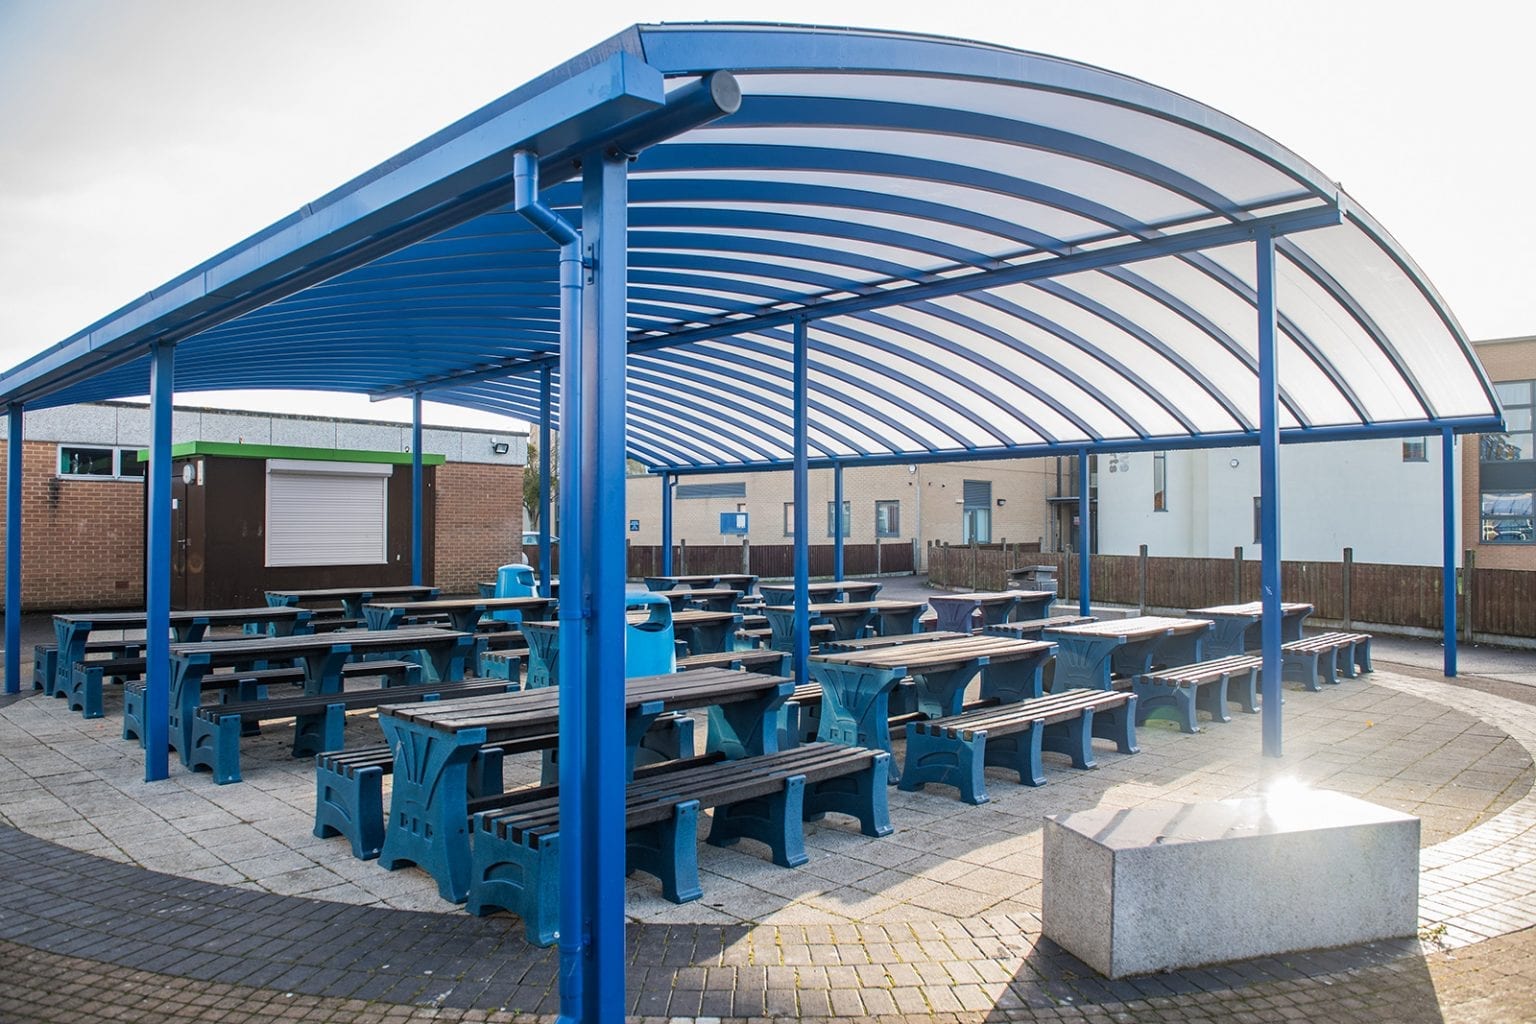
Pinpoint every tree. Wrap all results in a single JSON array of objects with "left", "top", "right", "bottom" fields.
[{"left": 522, "top": 437, "right": 557, "bottom": 529}]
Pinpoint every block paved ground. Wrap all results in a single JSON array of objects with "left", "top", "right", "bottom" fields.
[{"left": 1, "top": 582, "right": 1534, "bottom": 1022}]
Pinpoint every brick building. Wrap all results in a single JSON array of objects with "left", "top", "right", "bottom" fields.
[
  {"left": 1462, "top": 334, "right": 1536, "bottom": 570},
  {"left": 0, "top": 402, "right": 527, "bottom": 610}
]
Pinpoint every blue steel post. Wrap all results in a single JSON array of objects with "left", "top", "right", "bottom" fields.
[
  {"left": 1256, "top": 232, "right": 1284, "bottom": 758},
  {"left": 145, "top": 342, "right": 174, "bottom": 781},
  {"left": 832, "top": 462, "right": 845, "bottom": 582},
  {"left": 1443, "top": 427, "right": 1458, "bottom": 677},
  {"left": 4, "top": 405, "right": 20, "bottom": 693},
  {"left": 793, "top": 318, "right": 811, "bottom": 686},
  {"left": 1077, "top": 449, "right": 1091, "bottom": 616},
  {"left": 539, "top": 365, "right": 553, "bottom": 597},
  {"left": 411, "top": 392, "right": 423, "bottom": 587},
  {"left": 660, "top": 472, "right": 674, "bottom": 574},
  {"left": 557, "top": 149, "right": 628, "bottom": 1024}
]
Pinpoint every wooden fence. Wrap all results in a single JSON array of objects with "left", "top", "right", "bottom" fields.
[
  {"left": 927, "top": 543, "right": 1535, "bottom": 640},
  {"left": 626, "top": 540, "right": 915, "bottom": 580}
]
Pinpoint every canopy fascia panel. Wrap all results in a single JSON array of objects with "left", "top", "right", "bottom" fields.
[{"left": 0, "top": 22, "right": 1503, "bottom": 473}]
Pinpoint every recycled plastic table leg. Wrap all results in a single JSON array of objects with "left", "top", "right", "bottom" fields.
[
  {"left": 705, "top": 682, "right": 795, "bottom": 759},
  {"left": 807, "top": 662, "right": 904, "bottom": 781},
  {"left": 1044, "top": 634, "right": 1125, "bottom": 691}
]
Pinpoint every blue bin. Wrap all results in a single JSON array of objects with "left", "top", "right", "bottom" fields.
[
  {"left": 625, "top": 593, "right": 676, "bottom": 677},
  {"left": 493, "top": 563, "right": 537, "bottom": 623}
]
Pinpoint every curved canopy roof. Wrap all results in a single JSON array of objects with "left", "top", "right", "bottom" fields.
[{"left": 0, "top": 22, "right": 1502, "bottom": 470}]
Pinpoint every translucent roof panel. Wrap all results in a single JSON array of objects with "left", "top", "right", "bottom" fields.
[{"left": 0, "top": 22, "right": 1501, "bottom": 469}]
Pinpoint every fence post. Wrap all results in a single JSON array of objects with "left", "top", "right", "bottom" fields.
[
  {"left": 679, "top": 539, "right": 687, "bottom": 576},
  {"left": 1233, "top": 546, "right": 1243, "bottom": 602},
  {"left": 1060, "top": 551, "right": 1071, "bottom": 604},
  {"left": 625, "top": 538, "right": 631, "bottom": 581},
  {"left": 1342, "top": 547, "right": 1353, "bottom": 628},
  {"left": 741, "top": 537, "right": 749, "bottom": 575},
  {"left": 1463, "top": 548, "right": 1476, "bottom": 643},
  {"left": 875, "top": 537, "right": 882, "bottom": 576},
  {"left": 970, "top": 537, "right": 978, "bottom": 590},
  {"left": 1137, "top": 544, "right": 1148, "bottom": 615}
]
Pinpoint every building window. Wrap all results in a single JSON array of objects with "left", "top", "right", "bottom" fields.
[
  {"left": 1402, "top": 438, "right": 1427, "bottom": 462},
  {"left": 962, "top": 508, "right": 992, "bottom": 544},
  {"left": 57, "top": 444, "right": 145, "bottom": 481},
  {"left": 1480, "top": 490, "right": 1534, "bottom": 545},
  {"left": 1152, "top": 451, "right": 1167, "bottom": 511},
  {"left": 676, "top": 481, "right": 746, "bottom": 500},
  {"left": 1482, "top": 381, "right": 1534, "bottom": 462},
  {"left": 875, "top": 500, "right": 901, "bottom": 538},
  {"left": 825, "top": 500, "right": 851, "bottom": 538},
  {"left": 782, "top": 502, "right": 794, "bottom": 537},
  {"left": 1253, "top": 496, "right": 1262, "bottom": 545}
]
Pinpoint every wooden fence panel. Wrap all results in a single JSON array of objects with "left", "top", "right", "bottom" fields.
[{"left": 1471, "top": 568, "right": 1536, "bottom": 636}]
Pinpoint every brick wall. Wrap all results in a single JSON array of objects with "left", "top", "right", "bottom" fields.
[
  {"left": 433, "top": 461, "right": 524, "bottom": 594},
  {"left": 1462, "top": 337, "right": 1536, "bottom": 571},
  {"left": 0, "top": 440, "right": 523, "bottom": 610},
  {"left": 0, "top": 440, "right": 146, "bottom": 610}
]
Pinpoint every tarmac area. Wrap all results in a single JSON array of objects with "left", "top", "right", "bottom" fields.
[{"left": 1, "top": 578, "right": 1534, "bottom": 1023}]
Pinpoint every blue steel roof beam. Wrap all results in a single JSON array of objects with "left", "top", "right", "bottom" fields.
[
  {"left": 239, "top": 284, "right": 564, "bottom": 313},
  {"left": 784, "top": 319, "right": 1045, "bottom": 449},
  {"left": 629, "top": 286, "right": 776, "bottom": 319},
  {"left": 614, "top": 375, "right": 789, "bottom": 463},
  {"left": 628, "top": 177, "right": 1065, "bottom": 252},
  {"left": 636, "top": 25, "right": 1341, "bottom": 204},
  {"left": 641, "top": 342, "right": 928, "bottom": 454},
  {"left": 189, "top": 314, "right": 560, "bottom": 337},
  {"left": 627, "top": 359, "right": 872, "bottom": 458},
  {"left": 620, "top": 205, "right": 1342, "bottom": 354},
  {"left": 1020, "top": 281, "right": 1254, "bottom": 431},
  {"left": 1155, "top": 251, "right": 1377, "bottom": 422},
  {"left": 628, "top": 206, "right": 1008, "bottom": 269},
  {"left": 847, "top": 303, "right": 1124, "bottom": 437},
  {"left": 1090, "top": 266, "right": 1314, "bottom": 428},
  {"left": 0, "top": 54, "right": 670, "bottom": 408},
  {"left": 1268, "top": 240, "right": 1434, "bottom": 420},
  {"left": 729, "top": 96, "right": 1265, "bottom": 220},
  {"left": 890, "top": 297, "right": 1181, "bottom": 436}
]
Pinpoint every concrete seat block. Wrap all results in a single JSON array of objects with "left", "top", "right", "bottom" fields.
[{"left": 1043, "top": 790, "right": 1419, "bottom": 978}]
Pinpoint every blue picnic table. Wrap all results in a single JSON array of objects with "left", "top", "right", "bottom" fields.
[
  {"left": 264, "top": 584, "right": 441, "bottom": 620},
  {"left": 376, "top": 666, "right": 793, "bottom": 901},
  {"left": 1186, "top": 601, "right": 1314, "bottom": 658},
  {"left": 760, "top": 599, "right": 925, "bottom": 652},
  {"left": 926, "top": 589, "right": 1055, "bottom": 634},
  {"left": 758, "top": 580, "right": 883, "bottom": 606},
  {"left": 49, "top": 606, "right": 313, "bottom": 697},
  {"left": 164, "top": 625, "right": 475, "bottom": 762},
  {"left": 1042, "top": 615, "right": 1212, "bottom": 691},
  {"left": 808, "top": 634, "right": 1056, "bottom": 782},
  {"left": 362, "top": 596, "right": 557, "bottom": 634}
]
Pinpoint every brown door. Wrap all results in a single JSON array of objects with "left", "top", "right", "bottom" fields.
[{"left": 171, "top": 462, "right": 189, "bottom": 610}]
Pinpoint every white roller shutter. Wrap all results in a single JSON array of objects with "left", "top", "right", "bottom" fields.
[{"left": 265, "top": 459, "right": 391, "bottom": 567}]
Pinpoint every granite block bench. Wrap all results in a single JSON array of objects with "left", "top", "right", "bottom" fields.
[
  {"left": 899, "top": 688, "right": 1138, "bottom": 804},
  {"left": 1133, "top": 653, "right": 1262, "bottom": 733},
  {"left": 190, "top": 677, "right": 515, "bottom": 784},
  {"left": 466, "top": 742, "right": 892, "bottom": 945}
]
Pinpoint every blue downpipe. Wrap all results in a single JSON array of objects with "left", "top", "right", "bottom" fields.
[
  {"left": 832, "top": 463, "right": 844, "bottom": 582},
  {"left": 539, "top": 366, "right": 553, "bottom": 598}
]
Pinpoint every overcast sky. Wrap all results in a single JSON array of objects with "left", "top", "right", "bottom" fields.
[{"left": 1, "top": 0, "right": 1529, "bottom": 429}]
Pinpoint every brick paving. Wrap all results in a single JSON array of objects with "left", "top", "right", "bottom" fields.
[{"left": 0, "top": 601, "right": 1534, "bottom": 1021}]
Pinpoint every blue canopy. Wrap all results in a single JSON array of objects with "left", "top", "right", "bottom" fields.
[{"left": 0, "top": 22, "right": 1502, "bottom": 464}]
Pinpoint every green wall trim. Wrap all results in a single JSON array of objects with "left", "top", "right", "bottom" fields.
[{"left": 133, "top": 441, "right": 446, "bottom": 465}]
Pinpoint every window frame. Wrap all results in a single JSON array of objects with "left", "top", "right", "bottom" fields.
[
  {"left": 1401, "top": 438, "right": 1427, "bottom": 463},
  {"left": 1483, "top": 380, "right": 1534, "bottom": 464},
  {"left": 1479, "top": 489, "right": 1534, "bottom": 546},
  {"left": 56, "top": 444, "right": 146, "bottom": 481},
  {"left": 825, "top": 499, "right": 851, "bottom": 538},
  {"left": 782, "top": 501, "right": 794, "bottom": 538},
  {"left": 874, "top": 499, "right": 901, "bottom": 538},
  {"left": 1152, "top": 451, "right": 1168, "bottom": 511}
]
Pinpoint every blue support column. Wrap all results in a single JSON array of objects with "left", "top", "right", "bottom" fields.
[
  {"left": 832, "top": 462, "right": 845, "bottom": 582},
  {"left": 539, "top": 365, "right": 553, "bottom": 598},
  {"left": 1256, "top": 233, "right": 1284, "bottom": 758},
  {"left": 4, "top": 405, "right": 21, "bottom": 694},
  {"left": 660, "top": 472, "right": 674, "bottom": 575},
  {"left": 1077, "top": 449, "right": 1091, "bottom": 617},
  {"left": 557, "top": 148, "right": 627, "bottom": 1024},
  {"left": 792, "top": 318, "right": 811, "bottom": 686},
  {"left": 410, "top": 392, "right": 424, "bottom": 587},
  {"left": 1442, "top": 428, "right": 1458, "bottom": 677},
  {"left": 144, "top": 342, "right": 174, "bottom": 781}
]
